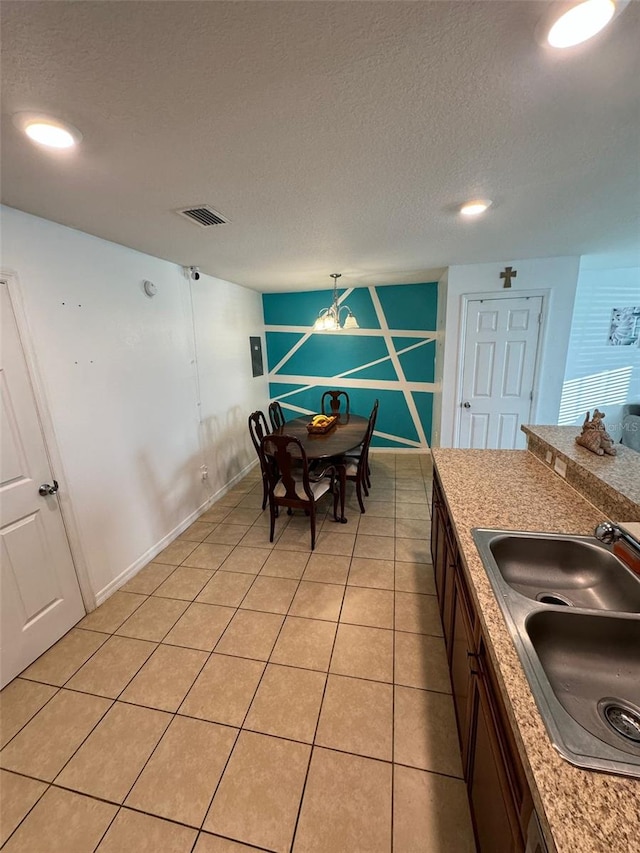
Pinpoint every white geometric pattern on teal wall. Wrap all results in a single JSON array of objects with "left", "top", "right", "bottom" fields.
[{"left": 262, "top": 283, "right": 438, "bottom": 449}]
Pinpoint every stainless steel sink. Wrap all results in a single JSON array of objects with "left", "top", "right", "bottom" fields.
[
  {"left": 526, "top": 610, "right": 640, "bottom": 758},
  {"left": 487, "top": 533, "right": 640, "bottom": 611},
  {"left": 472, "top": 528, "right": 640, "bottom": 777}
]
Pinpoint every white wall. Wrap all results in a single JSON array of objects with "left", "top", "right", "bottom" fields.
[
  {"left": 439, "top": 256, "right": 580, "bottom": 447},
  {"left": 559, "top": 256, "right": 640, "bottom": 441},
  {"left": 192, "top": 278, "right": 267, "bottom": 486},
  {"left": 1, "top": 206, "right": 268, "bottom": 604},
  {"left": 430, "top": 270, "right": 448, "bottom": 448}
]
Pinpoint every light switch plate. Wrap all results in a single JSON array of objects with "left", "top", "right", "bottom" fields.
[{"left": 554, "top": 457, "right": 567, "bottom": 478}]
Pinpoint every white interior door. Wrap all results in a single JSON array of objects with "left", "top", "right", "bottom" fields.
[
  {"left": 1, "top": 281, "right": 85, "bottom": 687},
  {"left": 458, "top": 295, "right": 542, "bottom": 449}
]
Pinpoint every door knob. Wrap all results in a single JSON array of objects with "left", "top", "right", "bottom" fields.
[
  {"left": 463, "top": 402, "right": 471, "bottom": 409},
  {"left": 39, "top": 481, "right": 59, "bottom": 496}
]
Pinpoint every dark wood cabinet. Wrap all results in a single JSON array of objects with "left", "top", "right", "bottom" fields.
[
  {"left": 450, "top": 566, "right": 476, "bottom": 768},
  {"left": 430, "top": 477, "right": 447, "bottom": 604},
  {"left": 431, "top": 475, "right": 457, "bottom": 648},
  {"left": 469, "top": 666, "right": 523, "bottom": 853},
  {"left": 432, "top": 471, "right": 533, "bottom": 853}
]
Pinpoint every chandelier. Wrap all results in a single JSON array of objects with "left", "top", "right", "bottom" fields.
[{"left": 312, "top": 273, "right": 360, "bottom": 331}]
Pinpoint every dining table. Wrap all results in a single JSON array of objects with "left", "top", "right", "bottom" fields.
[{"left": 274, "top": 412, "right": 369, "bottom": 523}]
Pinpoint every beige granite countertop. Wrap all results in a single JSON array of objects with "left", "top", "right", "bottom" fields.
[
  {"left": 431, "top": 448, "right": 640, "bottom": 853},
  {"left": 522, "top": 424, "right": 640, "bottom": 514}
]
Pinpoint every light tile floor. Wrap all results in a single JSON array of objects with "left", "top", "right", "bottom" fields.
[{"left": 0, "top": 453, "right": 476, "bottom": 853}]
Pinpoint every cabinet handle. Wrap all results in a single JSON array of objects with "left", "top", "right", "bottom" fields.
[{"left": 468, "top": 651, "right": 480, "bottom": 676}]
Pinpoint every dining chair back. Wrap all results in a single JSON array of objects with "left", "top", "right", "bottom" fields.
[
  {"left": 342, "top": 399, "right": 378, "bottom": 513},
  {"left": 261, "top": 433, "right": 340, "bottom": 550},
  {"left": 321, "top": 389, "right": 350, "bottom": 416},
  {"left": 248, "top": 410, "right": 271, "bottom": 510},
  {"left": 268, "top": 401, "right": 285, "bottom": 431}
]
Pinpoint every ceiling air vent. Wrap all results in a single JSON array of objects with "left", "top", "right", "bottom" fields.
[{"left": 176, "top": 205, "right": 229, "bottom": 227}]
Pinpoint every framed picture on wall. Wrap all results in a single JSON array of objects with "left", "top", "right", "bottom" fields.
[{"left": 607, "top": 306, "right": 640, "bottom": 346}]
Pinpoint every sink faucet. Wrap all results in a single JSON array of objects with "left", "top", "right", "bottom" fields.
[{"left": 595, "top": 522, "right": 640, "bottom": 559}]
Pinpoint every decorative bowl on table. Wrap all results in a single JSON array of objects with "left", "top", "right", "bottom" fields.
[{"left": 307, "top": 414, "right": 338, "bottom": 434}]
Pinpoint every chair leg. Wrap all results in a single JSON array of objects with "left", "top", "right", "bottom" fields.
[
  {"left": 269, "top": 502, "right": 276, "bottom": 543},
  {"left": 332, "top": 481, "right": 340, "bottom": 523},
  {"left": 356, "top": 478, "right": 366, "bottom": 513},
  {"left": 310, "top": 507, "right": 317, "bottom": 551},
  {"left": 261, "top": 475, "right": 268, "bottom": 511}
]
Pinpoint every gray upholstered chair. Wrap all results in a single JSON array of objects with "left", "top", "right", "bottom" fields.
[{"left": 620, "top": 404, "right": 640, "bottom": 453}]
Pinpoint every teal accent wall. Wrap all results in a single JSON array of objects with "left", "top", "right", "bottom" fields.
[{"left": 262, "top": 282, "right": 438, "bottom": 449}]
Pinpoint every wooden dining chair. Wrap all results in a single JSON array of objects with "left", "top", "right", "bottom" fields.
[
  {"left": 248, "top": 410, "right": 271, "bottom": 510},
  {"left": 260, "top": 433, "right": 340, "bottom": 550},
  {"left": 321, "top": 389, "right": 350, "bottom": 416},
  {"left": 341, "top": 399, "right": 378, "bottom": 512},
  {"left": 268, "top": 401, "right": 285, "bottom": 431}
]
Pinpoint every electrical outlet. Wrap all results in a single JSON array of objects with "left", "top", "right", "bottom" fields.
[
  {"left": 200, "top": 465, "right": 208, "bottom": 481},
  {"left": 554, "top": 457, "right": 567, "bottom": 478}
]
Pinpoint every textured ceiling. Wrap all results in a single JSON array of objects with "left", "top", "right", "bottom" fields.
[{"left": 1, "top": 1, "right": 639, "bottom": 292}]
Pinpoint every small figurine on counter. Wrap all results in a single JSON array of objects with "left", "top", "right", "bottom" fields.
[{"left": 575, "top": 409, "right": 617, "bottom": 456}]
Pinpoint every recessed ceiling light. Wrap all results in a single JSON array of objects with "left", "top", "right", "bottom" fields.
[
  {"left": 547, "top": 0, "right": 616, "bottom": 48},
  {"left": 460, "top": 200, "right": 492, "bottom": 217},
  {"left": 13, "top": 113, "right": 82, "bottom": 149}
]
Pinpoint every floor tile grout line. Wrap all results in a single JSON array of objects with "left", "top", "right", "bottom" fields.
[
  {"left": 0, "top": 681, "right": 65, "bottom": 753},
  {"left": 196, "top": 541, "right": 310, "bottom": 782},
  {"left": 102, "top": 666, "right": 455, "bottom": 721},
  {"left": 77, "top": 587, "right": 151, "bottom": 634},
  {"left": 2, "top": 458, "right": 441, "bottom": 849},
  {"left": 0, "top": 775, "right": 51, "bottom": 850},
  {"left": 37, "top": 779, "right": 228, "bottom": 836},
  {"left": 45, "top": 629, "right": 116, "bottom": 691},
  {"left": 192, "top": 829, "right": 278, "bottom": 853},
  {"left": 121, "top": 562, "right": 183, "bottom": 596},
  {"left": 391, "top": 535, "right": 397, "bottom": 853},
  {"left": 207, "top": 549, "right": 306, "bottom": 664},
  {"left": 180, "top": 512, "right": 285, "bottom": 835},
  {"left": 164, "top": 642, "right": 216, "bottom": 717},
  {"left": 192, "top": 723, "right": 243, "bottom": 835},
  {"left": 13, "top": 615, "right": 126, "bottom": 687},
  {"left": 193, "top": 548, "right": 314, "bottom": 842},
  {"left": 115, "top": 591, "right": 202, "bottom": 644},
  {"left": 12, "top": 602, "right": 447, "bottom": 696},
  {"left": 286, "top": 548, "right": 349, "bottom": 853},
  {"left": 43, "top": 604, "right": 191, "bottom": 802},
  {"left": 3, "top": 714, "right": 466, "bottom": 789},
  {"left": 7, "top": 693, "right": 117, "bottom": 808},
  {"left": 27, "top": 626, "right": 184, "bottom": 805},
  {"left": 153, "top": 600, "right": 446, "bottom": 640},
  {"left": 82, "top": 673, "right": 235, "bottom": 832},
  {"left": 90, "top": 802, "right": 123, "bottom": 853},
  {"left": 60, "top": 651, "right": 445, "bottom": 699}
]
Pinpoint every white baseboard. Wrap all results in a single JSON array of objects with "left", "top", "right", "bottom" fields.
[{"left": 93, "top": 460, "right": 258, "bottom": 606}]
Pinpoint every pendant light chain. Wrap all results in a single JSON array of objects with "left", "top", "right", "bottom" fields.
[{"left": 312, "top": 273, "right": 359, "bottom": 332}]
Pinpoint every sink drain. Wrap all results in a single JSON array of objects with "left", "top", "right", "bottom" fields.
[
  {"left": 535, "top": 592, "right": 573, "bottom": 606},
  {"left": 600, "top": 701, "right": 640, "bottom": 744}
]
